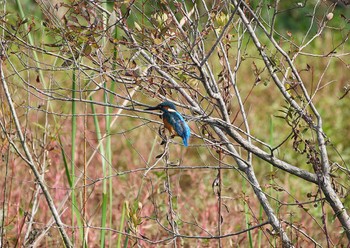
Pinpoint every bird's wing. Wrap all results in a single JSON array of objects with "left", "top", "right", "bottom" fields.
[
  {"left": 173, "top": 119, "right": 185, "bottom": 137},
  {"left": 172, "top": 113, "right": 190, "bottom": 138}
]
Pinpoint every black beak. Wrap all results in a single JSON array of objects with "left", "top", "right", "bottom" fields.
[{"left": 145, "top": 105, "right": 160, "bottom": 111}]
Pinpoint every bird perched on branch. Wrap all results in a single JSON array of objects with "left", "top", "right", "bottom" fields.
[{"left": 146, "top": 101, "right": 191, "bottom": 147}]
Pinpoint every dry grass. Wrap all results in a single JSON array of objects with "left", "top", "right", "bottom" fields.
[{"left": 1, "top": 1, "right": 350, "bottom": 247}]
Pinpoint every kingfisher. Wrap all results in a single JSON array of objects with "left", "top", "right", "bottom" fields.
[{"left": 146, "top": 101, "right": 191, "bottom": 147}]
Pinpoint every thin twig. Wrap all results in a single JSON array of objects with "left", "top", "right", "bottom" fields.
[{"left": 0, "top": 50, "right": 72, "bottom": 248}]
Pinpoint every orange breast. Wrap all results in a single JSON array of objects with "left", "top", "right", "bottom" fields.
[{"left": 163, "top": 118, "right": 175, "bottom": 135}]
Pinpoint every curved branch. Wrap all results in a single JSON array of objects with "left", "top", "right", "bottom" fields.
[
  {"left": 206, "top": 117, "right": 318, "bottom": 183},
  {"left": 0, "top": 55, "right": 72, "bottom": 247},
  {"left": 232, "top": 0, "right": 350, "bottom": 241}
]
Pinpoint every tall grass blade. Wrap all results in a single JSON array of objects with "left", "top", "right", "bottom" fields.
[
  {"left": 90, "top": 98, "right": 107, "bottom": 247},
  {"left": 117, "top": 202, "right": 126, "bottom": 248},
  {"left": 59, "top": 132, "right": 85, "bottom": 245}
]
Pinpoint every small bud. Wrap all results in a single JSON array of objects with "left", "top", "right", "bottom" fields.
[{"left": 326, "top": 13, "right": 333, "bottom": 21}]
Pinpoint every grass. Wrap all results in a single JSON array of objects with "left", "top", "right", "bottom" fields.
[{"left": 1, "top": 0, "right": 350, "bottom": 247}]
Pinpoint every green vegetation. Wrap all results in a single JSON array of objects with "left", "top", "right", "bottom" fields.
[{"left": 0, "top": 0, "right": 349, "bottom": 247}]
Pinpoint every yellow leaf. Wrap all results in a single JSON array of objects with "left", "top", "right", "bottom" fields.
[
  {"left": 154, "top": 38, "right": 162, "bottom": 45},
  {"left": 134, "top": 22, "right": 141, "bottom": 32}
]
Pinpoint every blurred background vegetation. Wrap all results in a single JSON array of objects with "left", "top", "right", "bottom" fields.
[{"left": 1, "top": 0, "right": 350, "bottom": 247}]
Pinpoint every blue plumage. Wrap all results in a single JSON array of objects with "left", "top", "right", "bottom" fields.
[{"left": 146, "top": 101, "right": 191, "bottom": 147}]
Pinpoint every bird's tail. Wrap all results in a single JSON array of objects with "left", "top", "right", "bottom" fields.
[{"left": 183, "top": 137, "right": 188, "bottom": 147}]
